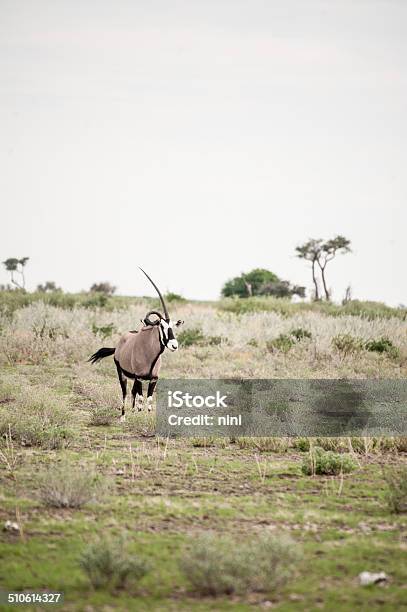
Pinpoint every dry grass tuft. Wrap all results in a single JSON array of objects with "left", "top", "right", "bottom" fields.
[
  {"left": 80, "top": 536, "right": 150, "bottom": 590},
  {"left": 0, "top": 386, "right": 73, "bottom": 449},
  {"left": 384, "top": 466, "right": 407, "bottom": 513},
  {"left": 237, "top": 437, "right": 291, "bottom": 453},
  {"left": 73, "top": 378, "right": 119, "bottom": 426},
  {"left": 180, "top": 532, "right": 301, "bottom": 596},
  {"left": 37, "top": 462, "right": 110, "bottom": 508}
]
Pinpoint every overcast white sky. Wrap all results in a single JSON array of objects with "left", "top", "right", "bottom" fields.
[{"left": 1, "top": 1, "right": 406, "bottom": 303}]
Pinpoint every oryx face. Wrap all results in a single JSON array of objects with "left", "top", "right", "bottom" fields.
[{"left": 160, "top": 318, "right": 183, "bottom": 352}]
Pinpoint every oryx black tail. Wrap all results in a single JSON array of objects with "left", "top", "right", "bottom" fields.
[{"left": 88, "top": 347, "right": 115, "bottom": 364}]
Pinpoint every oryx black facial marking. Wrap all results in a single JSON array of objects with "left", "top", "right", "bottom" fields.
[{"left": 88, "top": 268, "right": 184, "bottom": 421}]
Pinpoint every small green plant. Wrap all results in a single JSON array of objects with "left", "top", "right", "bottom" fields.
[
  {"left": 302, "top": 446, "right": 357, "bottom": 476},
  {"left": 91, "top": 322, "right": 116, "bottom": 339},
  {"left": 80, "top": 536, "right": 150, "bottom": 590},
  {"left": 177, "top": 327, "right": 205, "bottom": 347},
  {"left": 266, "top": 334, "right": 295, "bottom": 353},
  {"left": 293, "top": 438, "right": 310, "bottom": 452},
  {"left": 290, "top": 328, "right": 312, "bottom": 341},
  {"left": 247, "top": 338, "right": 258, "bottom": 347},
  {"left": 180, "top": 532, "right": 301, "bottom": 596},
  {"left": 332, "top": 333, "right": 364, "bottom": 356},
  {"left": 383, "top": 466, "right": 407, "bottom": 513},
  {"left": 37, "top": 463, "right": 110, "bottom": 508},
  {"left": 365, "top": 337, "right": 399, "bottom": 358},
  {"left": 177, "top": 328, "right": 224, "bottom": 347}
]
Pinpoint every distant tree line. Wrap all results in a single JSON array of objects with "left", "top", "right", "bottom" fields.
[
  {"left": 2, "top": 235, "right": 352, "bottom": 302},
  {"left": 1, "top": 256, "right": 117, "bottom": 296}
]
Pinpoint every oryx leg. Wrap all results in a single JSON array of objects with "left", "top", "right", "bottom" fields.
[
  {"left": 147, "top": 379, "right": 157, "bottom": 411},
  {"left": 115, "top": 360, "right": 127, "bottom": 421},
  {"left": 131, "top": 379, "right": 144, "bottom": 411}
]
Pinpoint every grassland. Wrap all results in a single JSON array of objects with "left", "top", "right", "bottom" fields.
[{"left": 0, "top": 294, "right": 406, "bottom": 610}]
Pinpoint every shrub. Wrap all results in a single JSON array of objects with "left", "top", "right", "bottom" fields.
[
  {"left": 0, "top": 388, "right": 73, "bottom": 449},
  {"left": 266, "top": 334, "right": 295, "bottom": 353},
  {"left": 37, "top": 463, "right": 109, "bottom": 508},
  {"left": 365, "top": 337, "right": 399, "bottom": 358},
  {"left": 180, "top": 532, "right": 301, "bottom": 596},
  {"left": 301, "top": 447, "right": 357, "bottom": 476},
  {"left": 91, "top": 322, "right": 116, "bottom": 340},
  {"left": 384, "top": 467, "right": 407, "bottom": 513},
  {"left": 123, "top": 412, "right": 155, "bottom": 437},
  {"left": 83, "top": 293, "right": 108, "bottom": 308},
  {"left": 80, "top": 536, "right": 150, "bottom": 590},
  {"left": 73, "top": 379, "right": 119, "bottom": 426},
  {"left": 290, "top": 327, "right": 312, "bottom": 341},
  {"left": 177, "top": 327, "right": 205, "bottom": 347},
  {"left": 332, "top": 333, "right": 364, "bottom": 356},
  {"left": 165, "top": 292, "right": 186, "bottom": 303},
  {"left": 293, "top": 438, "right": 310, "bottom": 452}
]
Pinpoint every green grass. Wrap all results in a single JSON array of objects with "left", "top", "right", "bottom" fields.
[
  {"left": 219, "top": 296, "right": 407, "bottom": 320},
  {"left": 1, "top": 289, "right": 406, "bottom": 321},
  {"left": 0, "top": 293, "right": 407, "bottom": 609},
  {"left": 1, "top": 366, "right": 406, "bottom": 610},
  {"left": 0, "top": 289, "right": 168, "bottom": 316}
]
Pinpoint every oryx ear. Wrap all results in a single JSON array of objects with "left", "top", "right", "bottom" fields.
[{"left": 175, "top": 319, "right": 184, "bottom": 327}]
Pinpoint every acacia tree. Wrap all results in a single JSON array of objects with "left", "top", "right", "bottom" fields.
[
  {"left": 296, "top": 236, "right": 351, "bottom": 301},
  {"left": 90, "top": 282, "right": 116, "bottom": 295},
  {"left": 2, "top": 257, "right": 29, "bottom": 289},
  {"left": 318, "top": 236, "right": 351, "bottom": 300},
  {"left": 295, "top": 239, "right": 322, "bottom": 300}
]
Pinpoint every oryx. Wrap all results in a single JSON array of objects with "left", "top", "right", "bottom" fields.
[{"left": 88, "top": 268, "right": 183, "bottom": 420}]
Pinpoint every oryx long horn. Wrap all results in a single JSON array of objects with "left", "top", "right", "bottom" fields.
[{"left": 139, "top": 267, "right": 169, "bottom": 319}]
